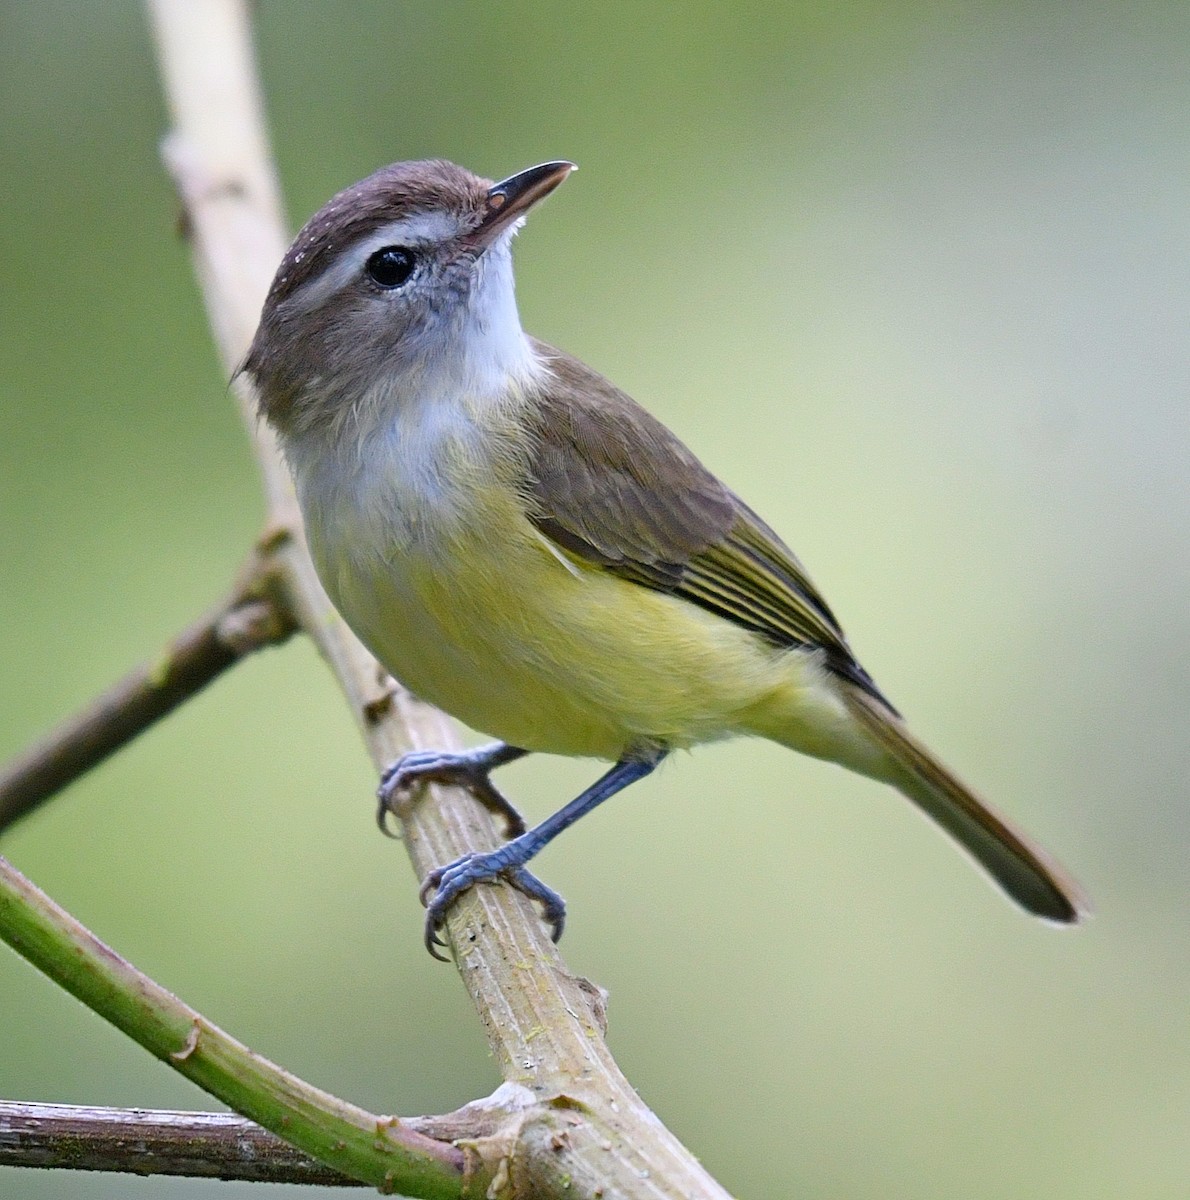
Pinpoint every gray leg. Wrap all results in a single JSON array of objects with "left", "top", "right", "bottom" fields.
[{"left": 420, "top": 751, "right": 664, "bottom": 959}]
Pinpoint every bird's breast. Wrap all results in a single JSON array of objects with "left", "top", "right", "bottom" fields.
[
  {"left": 294, "top": 395, "right": 590, "bottom": 740},
  {"left": 306, "top": 450, "right": 617, "bottom": 753},
  {"left": 291, "top": 394, "right": 816, "bottom": 760}
]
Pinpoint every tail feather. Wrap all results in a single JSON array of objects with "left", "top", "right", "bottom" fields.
[{"left": 842, "top": 688, "right": 1087, "bottom": 924}]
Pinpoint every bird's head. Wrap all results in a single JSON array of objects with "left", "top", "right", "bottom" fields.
[{"left": 244, "top": 158, "right": 574, "bottom": 436}]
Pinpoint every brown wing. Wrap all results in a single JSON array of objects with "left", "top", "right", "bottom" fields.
[{"left": 523, "top": 340, "right": 892, "bottom": 706}]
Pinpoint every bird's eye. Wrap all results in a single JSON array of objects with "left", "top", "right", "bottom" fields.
[{"left": 365, "top": 246, "right": 416, "bottom": 288}]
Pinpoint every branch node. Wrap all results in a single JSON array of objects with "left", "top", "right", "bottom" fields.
[
  {"left": 216, "top": 599, "right": 290, "bottom": 654},
  {"left": 169, "top": 1019, "right": 202, "bottom": 1062},
  {"left": 161, "top": 130, "right": 249, "bottom": 234},
  {"left": 256, "top": 522, "right": 292, "bottom": 556}
]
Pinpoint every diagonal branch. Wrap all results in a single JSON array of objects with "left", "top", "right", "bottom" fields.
[
  {"left": 0, "top": 852, "right": 473, "bottom": 1196},
  {"left": 0, "top": 2, "right": 734, "bottom": 1196},
  {"left": 147, "top": 1, "right": 732, "bottom": 1196},
  {"left": 0, "top": 555, "right": 295, "bottom": 837}
]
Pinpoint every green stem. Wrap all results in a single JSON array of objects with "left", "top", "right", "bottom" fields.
[{"left": 0, "top": 854, "right": 470, "bottom": 1197}]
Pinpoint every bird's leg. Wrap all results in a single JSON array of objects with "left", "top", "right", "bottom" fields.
[
  {"left": 377, "top": 742, "right": 529, "bottom": 839},
  {"left": 419, "top": 750, "right": 665, "bottom": 960}
]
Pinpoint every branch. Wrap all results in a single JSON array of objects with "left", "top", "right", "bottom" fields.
[
  {"left": 1, "top": 2, "right": 736, "bottom": 1195},
  {"left": 0, "top": 1102, "right": 365, "bottom": 1186},
  {"left": 0, "top": 556, "right": 294, "bottom": 836},
  {"left": 148, "top": 1, "right": 732, "bottom": 1196},
  {"left": 0, "top": 1093, "right": 542, "bottom": 1187},
  {"left": 0, "top": 1096, "right": 533, "bottom": 1187}
]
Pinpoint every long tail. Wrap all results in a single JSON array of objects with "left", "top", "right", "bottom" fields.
[{"left": 841, "top": 687, "right": 1087, "bottom": 924}]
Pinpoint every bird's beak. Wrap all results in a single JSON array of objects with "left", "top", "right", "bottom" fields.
[{"left": 467, "top": 160, "right": 576, "bottom": 251}]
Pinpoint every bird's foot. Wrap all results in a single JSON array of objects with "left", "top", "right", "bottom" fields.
[
  {"left": 376, "top": 744, "right": 527, "bottom": 839},
  {"left": 419, "top": 849, "right": 566, "bottom": 960}
]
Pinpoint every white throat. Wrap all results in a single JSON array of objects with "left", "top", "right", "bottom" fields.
[{"left": 431, "top": 236, "right": 537, "bottom": 398}]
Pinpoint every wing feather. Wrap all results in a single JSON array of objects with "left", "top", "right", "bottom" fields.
[{"left": 523, "top": 339, "right": 892, "bottom": 706}]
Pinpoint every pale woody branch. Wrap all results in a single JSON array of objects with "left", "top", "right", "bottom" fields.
[
  {"left": 150, "top": 4, "right": 734, "bottom": 1194},
  {"left": 0, "top": 1, "right": 735, "bottom": 1196}
]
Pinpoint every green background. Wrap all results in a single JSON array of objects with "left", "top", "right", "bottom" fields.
[{"left": 2, "top": 2, "right": 1187, "bottom": 1197}]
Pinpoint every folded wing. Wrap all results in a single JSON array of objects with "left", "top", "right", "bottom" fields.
[{"left": 523, "top": 338, "right": 891, "bottom": 706}]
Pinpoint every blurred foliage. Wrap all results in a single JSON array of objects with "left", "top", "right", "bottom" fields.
[{"left": 1, "top": 2, "right": 1188, "bottom": 1197}]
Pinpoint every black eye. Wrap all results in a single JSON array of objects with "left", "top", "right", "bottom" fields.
[{"left": 365, "top": 246, "right": 416, "bottom": 288}]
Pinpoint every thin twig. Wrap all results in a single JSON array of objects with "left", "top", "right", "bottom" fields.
[
  {"left": 0, "top": 1102, "right": 365, "bottom": 1186},
  {"left": 0, "top": 561, "right": 294, "bottom": 837}
]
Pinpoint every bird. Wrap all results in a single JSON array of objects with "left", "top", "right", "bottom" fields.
[{"left": 243, "top": 158, "right": 1085, "bottom": 957}]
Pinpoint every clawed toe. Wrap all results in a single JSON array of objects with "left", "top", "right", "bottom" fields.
[
  {"left": 466, "top": 779, "right": 526, "bottom": 838},
  {"left": 376, "top": 751, "right": 447, "bottom": 835},
  {"left": 419, "top": 852, "right": 567, "bottom": 959},
  {"left": 375, "top": 745, "right": 527, "bottom": 839},
  {"left": 417, "top": 864, "right": 446, "bottom": 908},
  {"left": 506, "top": 866, "right": 566, "bottom": 942}
]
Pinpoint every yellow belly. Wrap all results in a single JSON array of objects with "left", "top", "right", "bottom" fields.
[{"left": 309, "top": 493, "right": 824, "bottom": 761}]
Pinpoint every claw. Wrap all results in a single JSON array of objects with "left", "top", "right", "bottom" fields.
[
  {"left": 418, "top": 866, "right": 444, "bottom": 908},
  {"left": 424, "top": 926, "right": 450, "bottom": 962},
  {"left": 376, "top": 793, "right": 403, "bottom": 839}
]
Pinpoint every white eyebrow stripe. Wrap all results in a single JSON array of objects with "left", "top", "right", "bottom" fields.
[{"left": 286, "top": 211, "right": 463, "bottom": 314}]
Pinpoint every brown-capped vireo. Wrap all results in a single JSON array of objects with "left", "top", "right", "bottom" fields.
[{"left": 244, "top": 159, "right": 1085, "bottom": 957}]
